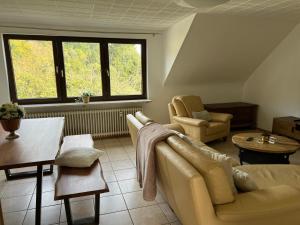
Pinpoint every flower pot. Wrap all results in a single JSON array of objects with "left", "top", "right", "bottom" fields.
[
  {"left": 82, "top": 96, "right": 90, "bottom": 104},
  {"left": 0, "top": 118, "right": 21, "bottom": 140}
]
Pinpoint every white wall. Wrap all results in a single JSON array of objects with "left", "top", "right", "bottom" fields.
[
  {"left": 243, "top": 23, "right": 300, "bottom": 130},
  {"left": 165, "top": 14, "right": 297, "bottom": 86},
  {"left": 162, "top": 14, "right": 195, "bottom": 82}
]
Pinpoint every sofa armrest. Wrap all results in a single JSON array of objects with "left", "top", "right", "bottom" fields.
[
  {"left": 173, "top": 116, "right": 209, "bottom": 127},
  {"left": 215, "top": 185, "right": 300, "bottom": 221},
  {"left": 210, "top": 112, "right": 233, "bottom": 123}
]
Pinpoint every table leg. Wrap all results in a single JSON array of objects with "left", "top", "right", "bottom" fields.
[
  {"left": 95, "top": 194, "right": 100, "bottom": 224},
  {"left": 35, "top": 165, "right": 43, "bottom": 225}
]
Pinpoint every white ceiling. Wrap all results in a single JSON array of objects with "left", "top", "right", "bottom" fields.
[{"left": 0, "top": 0, "right": 300, "bottom": 31}]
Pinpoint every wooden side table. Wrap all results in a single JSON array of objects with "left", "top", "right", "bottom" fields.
[
  {"left": 205, "top": 102, "right": 258, "bottom": 129},
  {"left": 232, "top": 132, "right": 300, "bottom": 165}
]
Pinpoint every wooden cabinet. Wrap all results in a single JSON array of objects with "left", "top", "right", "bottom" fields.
[
  {"left": 204, "top": 102, "right": 258, "bottom": 129},
  {"left": 272, "top": 116, "right": 300, "bottom": 141}
]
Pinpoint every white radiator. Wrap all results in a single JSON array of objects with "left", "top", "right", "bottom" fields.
[{"left": 25, "top": 107, "right": 142, "bottom": 138}]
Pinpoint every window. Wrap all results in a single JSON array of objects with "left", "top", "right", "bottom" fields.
[{"left": 3, "top": 35, "right": 147, "bottom": 104}]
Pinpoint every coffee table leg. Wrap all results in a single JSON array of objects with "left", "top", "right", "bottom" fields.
[{"left": 36, "top": 165, "right": 43, "bottom": 225}]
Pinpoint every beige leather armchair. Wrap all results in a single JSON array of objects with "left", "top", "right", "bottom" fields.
[{"left": 168, "top": 95, "right": 233, "bottom": 143}]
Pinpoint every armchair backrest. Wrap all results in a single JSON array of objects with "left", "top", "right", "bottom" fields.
[{"left": 172, "top": 95, "right": 205, "bottom": 118}]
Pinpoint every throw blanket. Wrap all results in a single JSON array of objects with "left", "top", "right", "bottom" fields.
[{"left": 136, "top": 123, "right": 174, "bottom": 201}]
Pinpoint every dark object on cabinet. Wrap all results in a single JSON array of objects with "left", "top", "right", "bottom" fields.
[
  {"left": 272, "top": 116, "right": 300, "bottom": 141},
  {"left": 204, "top": 102, "right": 258, "bottom": 129}
]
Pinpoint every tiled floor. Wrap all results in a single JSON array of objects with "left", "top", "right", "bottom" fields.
[
  {"left": 2, "top": 133, "right": 300, "bottom": 225},
  {"left": 0, "top": 137, "right": 181, "bottom": 225}
]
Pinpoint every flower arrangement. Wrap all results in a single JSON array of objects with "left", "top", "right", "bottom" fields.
[
  {"left": 0, "top": 103, "right": 25, "bottom": 120},
  {"left": 81, "top": 91, "right": 93, "bottom": 97},
  {"left": 81, "top": 92, "right": 93, "bottom": 104}
]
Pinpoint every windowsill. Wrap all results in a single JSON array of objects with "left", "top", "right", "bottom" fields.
[{"left": 22, "top": 99, "right": 152, "bottom": 112}]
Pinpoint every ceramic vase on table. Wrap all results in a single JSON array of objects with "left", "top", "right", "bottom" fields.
[{"left": 0, "top": 118, "right": 21, "bottom": 140}]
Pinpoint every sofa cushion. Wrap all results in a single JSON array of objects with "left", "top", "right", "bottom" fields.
[
  {"left": 166, "top": 135, "right": 235, "bottom": 204},
  {"left": 199, "top": 145, "right": 240, "bottom": 167},
  {"left": 215, "top": 185, "right": 300, "bottom": 222},
  {"left": 176, "top": 96, "right": 204, "bottom": 118},
  {"left": 172, "top": 98, "right": 188, "bottom": 117},
  {"left": 235, "top": 164, "right": 300, "bottom": 190},
  {"left": 232, "top": 168, "right": 258, "bottom": 192},
  {"left": 206, "top": 122, "right": 227, "bottom": 135},
  {"left": 192, "top": 110, "right": 212, "bottom": 121}
]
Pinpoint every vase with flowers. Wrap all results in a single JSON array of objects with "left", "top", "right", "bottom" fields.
[
  {"left": 81, "top": 92, "right": 93, "bottom": 104},
  {"left": 0, "top": 103, "right": 25, "bottom": 140}
]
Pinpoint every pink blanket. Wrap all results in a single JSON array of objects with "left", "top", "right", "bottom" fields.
[{"left": 136, "top": 123, "right": 174, "bottom": 201}]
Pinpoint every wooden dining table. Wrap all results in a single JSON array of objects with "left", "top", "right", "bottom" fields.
[{"left": 0, "top": 117, "right": 64, "bottom": 225}]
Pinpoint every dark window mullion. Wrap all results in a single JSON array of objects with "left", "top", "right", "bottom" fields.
[
  {"left": 100, "top": 42, "right": 110, "bottom": 99},
  {"left": 3, "top": 37, "right": 18, "bottom": 102},
  {"left": 52, "top": 38, "right": 63, "bottom": 103},
  {"left": 56, "top": 40, "right": 67, "bottom": 102}
]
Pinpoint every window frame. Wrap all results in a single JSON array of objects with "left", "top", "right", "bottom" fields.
[{"left": 3, "top": 34, "right": 147, "bottom": 104}]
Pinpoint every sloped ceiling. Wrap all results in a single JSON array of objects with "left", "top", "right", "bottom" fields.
[{"left": 164, "top": 13, "right": 298, "bottom": 85}]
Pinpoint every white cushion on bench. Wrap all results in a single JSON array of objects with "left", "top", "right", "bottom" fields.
[{"left": 55, "top": 146, "right": 104, "bottom": 168}]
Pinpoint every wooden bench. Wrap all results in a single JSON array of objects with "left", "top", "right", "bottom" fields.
[{"left": 55, "top": 134, "right": 109, "bottom": 225}]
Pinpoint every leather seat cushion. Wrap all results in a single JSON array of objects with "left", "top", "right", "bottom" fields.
[
  {"left": 235, "top": 164, "right": 300, "bottom": 190},
  {"left": 206, "top": 122, "right": 227, "bottom": 136},
  {"left": 216, "top": 185, "right": 300, "bottom": 221}
]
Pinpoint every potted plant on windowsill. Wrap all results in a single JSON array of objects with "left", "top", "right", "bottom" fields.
[
  {"left": 0, "top": 103, "right": 25, "bottom": 140},
  {"left": 81, "top": 92, "right": 93, "bottom": 104}
]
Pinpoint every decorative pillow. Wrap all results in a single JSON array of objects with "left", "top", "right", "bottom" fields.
[
  {"left": 200, "top": 145, "right": 240, "bottom": 167},
  {"left": 232, "top": 168, "right": 258, "bottom": 192},
  {"left": 192, "top": 110, "right": 212, "bottom": 121},
  {"left": 55, "top": 147, "right": 104, "bottom": 168}
]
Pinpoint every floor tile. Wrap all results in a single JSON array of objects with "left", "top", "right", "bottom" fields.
[
  {"left": 23, "top": 205, "right": 61, "bottom": 225},
  {"left": 60, "top": 199, "right": 94, "bottom": 222},
  {"left": 111, "top": 160, "right": 134, "bottom": 170},
  {"left": 123, "top": 191, "right": 156, "bottom": 209},
  {"left": 108, "top": 152, "right": 129, "bottom": 162},
  {"left": 159, "top": 203, "right": 178, "bottom": 222},
  {"left": 1, "top": 182, "right": 36, "bottom": 198},
  {"left": 69, "top": 195, "right": 94, "bottom": 203},
  {"left": 101, "top": 182, "right": 121, "bottom": 197},
  {"left": 29, "top": 191, "right": 61, "bottom": 209},
  {"left": 1, "top": 195, "right": 32, "bottom": 212},
  {"left": 129, "top": 205, "right": 168, "bottom": 225},
  {"left": 118, "top": 179, "right": 141, "bottom": 193},
  {"left": 99, "top": 153, "right": 110, "bottom": 163},
  {"left": 3, "top": 210, "right": 26, "bottom": 225},
  {"left": 100, "top": 195, "right": 127, "bottom": 214},
  {"left": 103, "top": 171, "right": 117, "bottom": 182},
  {"left": 171, "top": 221, "right": 183, "bottom": 225},
  {"left": 101, "top": 162, "right": 113, "bottom": 171},
  {"left": 155, "top": 191, "right": 167, "bottom": 203},
  {"left": 100, "top": 210, "right": 133, "bottom": 225},
  {"left": 114, "top": 169, "right": 136, "bottom": 181}
]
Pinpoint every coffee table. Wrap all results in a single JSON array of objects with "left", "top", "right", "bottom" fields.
[{"left": 232, "top": 132, "right": 300, "bottom": 164}]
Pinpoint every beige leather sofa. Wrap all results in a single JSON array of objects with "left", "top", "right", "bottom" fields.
[
  {"left": 127, "top": 112, "right": 300, "bottom": 225},
  {"left": 168, "top": 95, "right": 233, "bottom": 143}
]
